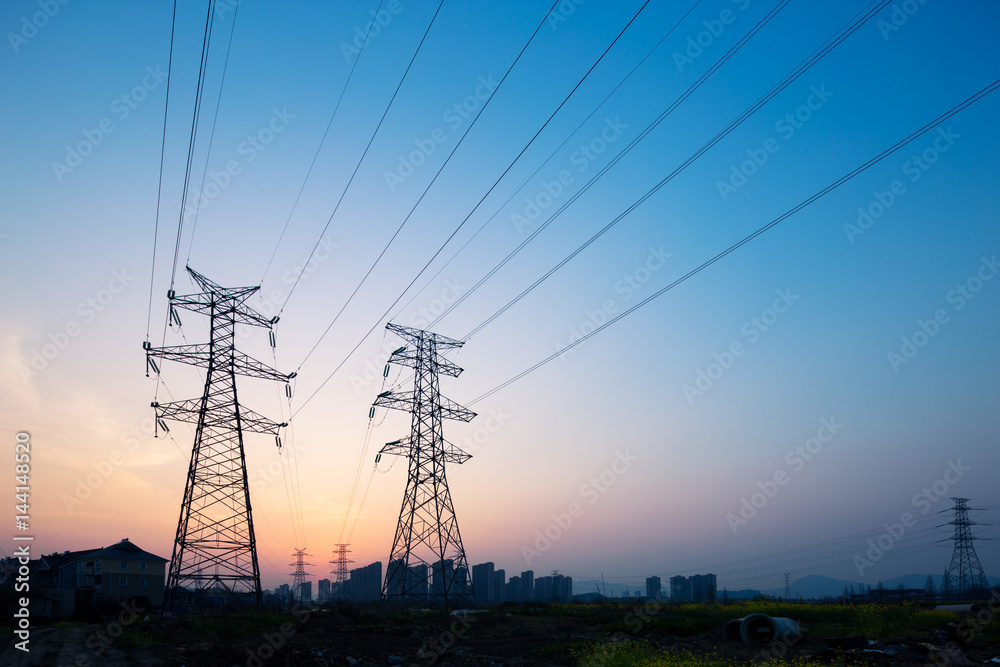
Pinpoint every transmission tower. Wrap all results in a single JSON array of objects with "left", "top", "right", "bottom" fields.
[
  {"left": 146, "top": 267, "right": 294, "bottom": 608},
  {"left": 939, "top": 497, "right": 990, "bottom": 600},
  {"left": 783, "top": 573, "right": 791, "bottom": 600},
  {"left": 290, "top": 549, "right": 314, "bottom": 601},
  {"left": 373, "top": 323, "right": 476, "bottom": 607},
  {"left": 330, "top": 544, "right": 353, "bottom": 599}
]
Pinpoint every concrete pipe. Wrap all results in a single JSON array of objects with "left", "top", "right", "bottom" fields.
[
  {"left": 739, "top": 613, "right": 800, "bottom": 645},
  {"left": 935, "top": 603, "right": 984, "bottom": 616},
  {"left": 723, "top": 617, "right": 746, "bottom": 642}
]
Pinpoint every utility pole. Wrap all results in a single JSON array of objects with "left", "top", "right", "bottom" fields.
[
  {"left": 146, "top": 267, "right": 294, "bottom": 609},
  {"left": 374, "top": 323, "right": 476, "bottom": 607},
  {"left": 290, "top": 548, "right": 313, "bottom": 602},
  {"left": 940, "top": 497, "right": 990, "bottom": 600},
  {"left": 330, "top": 544, "right": 353, "bottom": 599}
]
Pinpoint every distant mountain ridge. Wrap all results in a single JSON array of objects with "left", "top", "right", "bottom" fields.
[{"left": 761, "top": 573, "right": 1000, "bottom": 599}]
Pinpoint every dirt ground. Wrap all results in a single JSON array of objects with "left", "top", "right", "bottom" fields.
[{"left": 2, "top": 604, "right": 998, "bottom": 667}]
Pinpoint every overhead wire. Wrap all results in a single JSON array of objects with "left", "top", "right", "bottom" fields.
[
  {"left": 425, "top": 0, "right": 797, "bottom": 330},
  {"left": 465, "top": 76, "right": 1000, "bottom": 406},
  {"left": 337, "top": 328, "right": 391, "bottom": 545},
  {"left": 259, "top": 0, "right": 388, "bottom": 284},
  {"left": 186, "top": 0, "right": 242, "bottom": 263},
  {"left": 393, "top": 0, "right": 704, "bottom": 320},
  {"left": 275, "top": 0, "right": 449, "bottom": 323},
  {"left": 146, "top": 0, "right": 179, "bottom": 344},
  {"left": 453, "top": 0, "right": 890, "bottom": 339},
  {"left": 169, "top": 0, "right": 217, "bottom": 289},
  {"left": 289, "top": 0, "right": 659, "bottom": 415},
  {"left": 290, "top": 0, "right": 563, "bottom": 376}
]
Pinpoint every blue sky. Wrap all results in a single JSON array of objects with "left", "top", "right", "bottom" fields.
[{"left": 1, "top": 0, "right": 998, "bottom": 593}]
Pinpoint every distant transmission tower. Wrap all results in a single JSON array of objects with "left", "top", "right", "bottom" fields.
[
  {"left": 784, "top": 573, "right": 791, "bottom": 600},
  {"left": 374, "top": 323, "right": 476, "bottom": 607},
  {"left": 290, "top": 549, "right": 313, "bottom": 601},
  {"left": 330, "top": 544, "right": 353, "bottom": 599},
  {"left": 940, "top": 497, "right": 990, "bottom": 600},
  {"left": 146, "top": 267, "right": 293, "bottom": 609}
]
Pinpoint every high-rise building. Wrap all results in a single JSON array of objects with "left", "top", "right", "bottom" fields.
[
  {"left": 431, "top": 559, "right": 454, "bottom": 600},
  {"left": 535, "top": 576, "right": 552, "bottom": 602},
  {"left": 407, "top": 563, "right": 429, "bottom": 599},
  {"left": 520, "top": 570, "right": 534, "bottom": 602},
  {"left": 670, "top": 574, "right": 716, "bottom": 602},
  {"left": 646, "top": 576, "right": 661, "bottom": 599},
  {"left": 494, "top": 569, "right": 506, "bottom": 603},
  {"left": 300, "top": 580, "right": 312, "bottom": 602},
  {"left": 472, "top": 562, "right": 495, "bottom": 604},
  {"left": 506, "top": 575, "right": 521, "bottom": 602},
  {"left": 318, "top": 578, "right": 331, "bottom": 602},
  {"left": 344, "top": 562, "right": 382, "bottom": 601}
]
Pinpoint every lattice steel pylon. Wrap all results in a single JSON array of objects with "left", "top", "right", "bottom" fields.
[
  {"left": 374, "top": 323, "right": 476, "bottom": 607},
  {"left": 939, "top": 497, "right": 990, "bottom": 600},
  {"left": 290, "top": 549, "right": 313, "bottom": 601},
  {"left": 145, "top": 267, "right": 294, "bottom": 609},
  {"left": 330, "top": 544, "right": 353, "bottom": 599}
]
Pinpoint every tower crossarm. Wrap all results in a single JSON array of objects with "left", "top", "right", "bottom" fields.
[
  {"left": 387, "top": 348, "right": 464, "bottom": 377},
  {"left": 373, "top": 391, "right": 476, "bottom": 422},
  {"left": 146, "top": 345, "right": 294, "bottom": 382},
  {"left": 153, "top": 400, "right": 287, "bottom": 435},
  {"left": 387, "top": 322, "right": 465, "bottom": 350},
  {"left": 170, "top": 292, "right": 277, "bottom": 329},
  {"left": 378, "top": 436, "right": 471, "bottom": 464}
]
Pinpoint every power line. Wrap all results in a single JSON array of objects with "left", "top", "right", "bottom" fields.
[
  {"left": 288, "top": 0, "right": 561, "bottom": 413},
  {"left": 186, "top": 0, "right": 242, "bottom": 264},
  {"left": 393, "top": 0, "right": 704, "bottom": 320},
  {"left": 465, "top": 76, "right": 1000, "bottom": 406},
  {"left": 426, "top": 0, "right": 795, "bottom": 329},
  {"left": 169, "top": 0, "right": 217, "bottom": 289},
  {"left": 146, "top": 0, "right": 179, "bottom": 343},
  {"left": 259, "top": 0, "right": 388, "bottom": 284},
  {"left": 276, "top": 0, "right": 448, "bottom": 322},
  {"left": 456, "top": 0, "right": 889, "bottom": 340}
]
